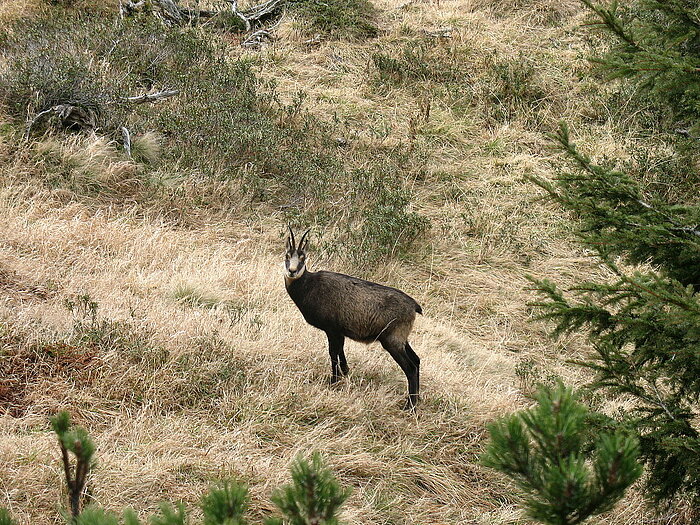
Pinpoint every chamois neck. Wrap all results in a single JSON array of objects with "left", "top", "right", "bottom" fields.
[{"left": 285, "top": 266, "right": 311, "bottom": 289}]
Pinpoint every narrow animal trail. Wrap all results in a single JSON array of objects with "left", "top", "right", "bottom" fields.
[{"left": 0, "top": 0, "right": 655, "bottom": 523}]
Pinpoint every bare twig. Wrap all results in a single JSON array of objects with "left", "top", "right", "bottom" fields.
[
  {"left": 243, "top": 0, "right": 284, "bottom": 22},
  {"left": 423, "top": 27, "right": 454, "bottom": 38},
  {"left": 24, "top": 104, "right": 98, "bottom": 139},
  {"left": 122, "top": 0, "right": 284, "bottom": 29},
  {"left": 25, "top": 107, "right": 57, "bottom": 139},
  {"left": 242, "top": 29, "right": 272, "bottom": 47},
  {"left": 675, "top": 128, "right": 700, "bottom": 141}
]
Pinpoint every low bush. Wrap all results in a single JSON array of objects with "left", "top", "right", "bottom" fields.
[{"left": 288, "top": 0, "right": 378, "bottom": 40}]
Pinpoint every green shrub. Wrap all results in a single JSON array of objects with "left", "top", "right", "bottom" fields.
[
  {"left": 288, "top": 0, "right": 378, "bottom": 40},
  {"left": 0, "top": 10, "right": 426, "bottom": 260},
  {"left": 482, "top": 52, "right": 546, "bottom": 123},
  {"left": 355, "top": 178, "right": 428, "bottom": 260},
  {"left": 372, "top": 40, "right": 465, "bottom": 86}
]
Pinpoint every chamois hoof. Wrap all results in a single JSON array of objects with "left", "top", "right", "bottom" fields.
[
  {"left": 328, "top": 375, "right": 344, "bottom": 385},
  {"left": 402, "top": 395, "right": 420, "bottom": 411}
]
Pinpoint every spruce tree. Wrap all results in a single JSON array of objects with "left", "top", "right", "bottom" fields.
[
  {"left": 581, "top": 0, "right": 700, "bottom": 134},
  {"left": 523, "top": 0, "right": 700, "bottom": 508},
  {"left": 482, "top": 384, "right": 642, "bottom": 525}
]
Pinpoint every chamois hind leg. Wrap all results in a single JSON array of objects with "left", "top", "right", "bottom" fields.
[
  {"left": 380, "top": 335, "right": 420, "bottom": 410},
  {"left": 326, "top": 331, "right": 349, "bottom": 384},
  {"left": 405, "top": 342, "right": 420, "bottom": 392}
]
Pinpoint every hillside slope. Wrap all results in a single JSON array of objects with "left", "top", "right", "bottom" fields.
[{"left": 0, "top": 0, "right": 658, "bottom": 523}]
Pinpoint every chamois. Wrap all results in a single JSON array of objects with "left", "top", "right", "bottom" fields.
[{"left": 283, "top": 228, "right": 422, "bottom": 410}]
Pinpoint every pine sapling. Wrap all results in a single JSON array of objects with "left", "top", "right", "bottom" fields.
[
  {"left": 482, "top": 384, "right": 642, "bottom": 525},
  {"left": 50, "top": 411, "right": 96, "bottom": 520},
  {"left": 201, "top": 481, "right": 250, "bottom": 525},
  {"left": 267, "top": 453, "right": 351, "bottom": 525}
]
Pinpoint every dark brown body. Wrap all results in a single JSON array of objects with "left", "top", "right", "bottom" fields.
[
  {"left": 286, "top": 270, "right": 422, "bottom": 343},
  {"left": 285, "top": 265, "right": 422, "bottom": 410}
]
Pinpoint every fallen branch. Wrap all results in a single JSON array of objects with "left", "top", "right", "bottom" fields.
[
  {"left": 229, "top": 0, "right": 251, "bottom": 32},
  {"left": 241, "top": 14, "right": 283, "bottom": 48},
  {"left": 423, "top": 27, "right": 454, "bottom": 38},
  {"left": 126, "top": 89, "right": 179, "bottom": 104},
  {"left": 242, "top": 0, "right": 284, "bottom": 25},
  {"left": 25, "top": 104, "right": 98, "bottom": 139},
  {"left": 122, "top": 0, "right": 284, "bottom": 29},
  {"left": 675, "top": 128, "right": 700, "bottom": 141},
  {"left": 25, "top": 90, "right": 179, "bottom": 138},
  {"left": 242, "top": 29, "right": 273, "bottom": 47}
]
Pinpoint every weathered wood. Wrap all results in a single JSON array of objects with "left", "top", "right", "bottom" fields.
[
  {"left": 25, "top": 90, "right": 178, "bottom": 138},
  {"left": 229, "top": 0, "right": 251, "bottom": 32},
  {"left": 241, "top": 28, "right": 272, "bottom": 47},
  {"left": 122, "top": 0, "right": 285, "bottom": 41},
  {"left": 241, "top": 12, "right": 283, "bottom": 47},
  {"left": 25, "top": 104, "right": 98, "bottom": 138},
  {"left": 121, "top": 126, "right": 132, "bottom": 157},
  {"left": 242, "top": 0, "right": 284, "bottom": 25},
  {"left": 126, "top": 89, "right": 179, "bottom": 104}
]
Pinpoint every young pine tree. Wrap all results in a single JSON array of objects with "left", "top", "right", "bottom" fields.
[
  {"left": 0, "top": 414, "right": 350, "bottom": 525},
  {"left": 51, "top": 411, "right": 96, "bottom": 519},
  {"left": 266, "top": 452, "right": 351, "bottom": 525},
  {"left": 482, "top": 383, "right": 642, "bottom": 525}
]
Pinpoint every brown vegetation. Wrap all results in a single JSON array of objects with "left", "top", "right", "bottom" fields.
[{"left": 0, "top": 0, "right": 664, "bottom": 523}]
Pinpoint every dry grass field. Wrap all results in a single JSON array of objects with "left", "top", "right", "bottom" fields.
[{"left": 0, "top": 0, "right": 666, "bottom": 523}]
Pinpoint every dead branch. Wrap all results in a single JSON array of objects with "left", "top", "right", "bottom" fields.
[
  {"left": 228, "top": 0, "right": 251, "bottom": 32},
  {"left": 423, "top": 27, "right": 454, "bottom": 38},
  {"left": 241, "top": 13, "right": 283, "bottom": 48},
  {"left": 25, "top": 90, "right": 178, "bottom": 139},
  {"left": 675, "top": 128, "right": 700, "bottom": 141},
  {"left": 241, "top": 29, "right": 272, "bottom": 47},
  {"left": 25, "top": 104, "right": 98, "bottom": 138},
  {"left": 126, "top": 89, "right": 179, "bottom": 104},
  {"left": 121, "top": 126, "right": 132, "bottom": 157},
  {"left": 242, "top": 0, "right": 284, "bottom": 25},
  {"left": 122, "top": 0, "right": 284, "bottom": 29}
]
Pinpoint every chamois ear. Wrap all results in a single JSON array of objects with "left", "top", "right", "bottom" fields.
[{"left": 298, "top": 229, "right": 311, "bottom": 252}]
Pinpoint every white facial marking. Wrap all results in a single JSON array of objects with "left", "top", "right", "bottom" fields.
[{"left": 284, "top": 252, "right": 306, "bottom": 280}]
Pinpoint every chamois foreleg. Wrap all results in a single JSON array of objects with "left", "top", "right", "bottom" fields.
[
  {"left": 380, "top": 335, "right": 420, "bottom": 410},
  {"left": 326, "top": 331, "right": 349, "bottom": 383}
]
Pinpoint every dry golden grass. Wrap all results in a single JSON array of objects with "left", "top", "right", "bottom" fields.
[{"left": 0, "top": 0, "right": 664, "bottom": 524}]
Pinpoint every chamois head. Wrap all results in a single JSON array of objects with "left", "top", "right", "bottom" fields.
[{"left": 284, "top": 227, "right": 310, "bottom": 281}]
